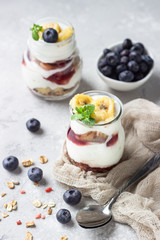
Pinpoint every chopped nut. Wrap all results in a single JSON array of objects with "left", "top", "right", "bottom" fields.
[
  {"left": 42, "top": 203, "right": 48, "bottom": 209},
  {"left": 7, "top": 203, "right": 12, "bottom": 212},
  {"left": 7, "top": 182, "right": 15, "bottom": 189},
  {"left": 1, "top": 192, "right": 6, "bottom": 197},
  {"left": 25, "top": 232, "right": 33, "bottom": 240},
  {"left": 61, "top": 236, "right": 68, "bottom": 240},
  {"left": 48, "top": 202, "right": 56, "bottom": 208},
  {"left": 12, "top": 180, "right": 20, "bottom": 185},
  {"left": 11, "top": 200, "right": 17, "bottom": 207},
  {"left": 26, "top": 221, "right": 35, "bottom": 228},
  {"left": 2, "top": 213, "right": 9, "bottom": 218},
  {"left": 47, "top": 207, "right": 52, "bottom": 215},
  {"left": 39, "top": 155, "right": 48, "bottom": 164},
  {"left": 4, "top": 203, "right": 8, "bottom": 208},
  {"left": 33, "top": 200, "right": 42, "bottom": 208},
  {"left": 12, "top": 205, "right": 17, "bottom": 210},
  {"left": 22, "top": 159, "right": 33, "bottom": 167}
]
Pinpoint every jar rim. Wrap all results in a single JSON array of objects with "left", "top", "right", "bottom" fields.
[
  {"left": 69, "top": 90, "right": 123, "bottom": 127},
  {"left": 29, "top": 16, "right": 75, "bottom": 46}
]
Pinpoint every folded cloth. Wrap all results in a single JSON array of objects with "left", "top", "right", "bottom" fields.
[{"left": 53, "top": 99, "right": 160, "bottom": 240}]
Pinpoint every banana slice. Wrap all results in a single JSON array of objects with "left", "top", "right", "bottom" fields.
[
  {"left": 70, "top": 94, "right": 93, "bottom": 109},
  {"left": 43, "top": 22, "right": 61, "bottom": 33},
  {"left": 58, "top": 26, "right": 74, "bottom": 42},
  {"left": 92, "top": 97, "right": 115, "bottom": 123}
]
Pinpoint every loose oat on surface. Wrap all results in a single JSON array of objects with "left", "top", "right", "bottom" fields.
[
  {"left": 33, "top": 200, "right": 42, "bottom": 208},
  {"left": 39, "top": 155, "right": 48, "bottom": 164},
  {"left": 12, "top": 180, "right": 20, "bottom": 185},
  {"left": 26, "top": 221, "right": 35, "bottom": 228},
  {"left": 7, "top": 203, "right": 12, "bottom": 212},
  {"left": 22, "top": 159, "right": 33, "bottom": 167},
  {"left": 4, "top": 203, "right": 7, "bottom": 208},
  {"left": 42, "top": 203, "right": 48, "bottom": 209},
  {"left": 61, "top": 236, "right": 68, "bottom": 240},
  {"left": 7, "top": 182, "right": 15, "bottom": 189},
  {"left": 48, "top": 201, "right": 56, "bottom": 208},
  {"left": 25, "top": 232, "right": 33, "bottom": 240},
  {"left": 2, "top": 213, "right": 9, "bottom": 218},
  {"left": 1, "top": 192, "right": 6, "bottom": 197},
  {"left": 11, "top": 200, "right": 17, "bottom": 206}
]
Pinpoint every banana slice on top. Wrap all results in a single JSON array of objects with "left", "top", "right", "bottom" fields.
[{"left": 70, "top": 94, "right": 93, "bottom": 109}]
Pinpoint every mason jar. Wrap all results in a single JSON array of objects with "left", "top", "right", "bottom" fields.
[
  {"left": 66, "top": 90, "right": 125, "bottom": 172},
  {"left": 22, "top": 17, "right": 82, "bottom": 100}
]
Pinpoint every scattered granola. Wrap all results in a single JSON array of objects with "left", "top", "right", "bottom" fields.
[
  {"left": 47, "top": 207, "right": 52, "bottom": 215},
  {"left": 11, "top": 200, "right": 17, "bottom": 207},
  {"left": 7, "top": 203, "right": 12, "bottom": 212},
  {"left": 2, "top": 213, "right": 9, "bottom": 218},
  {"left": 1, "top": 192, "right": 6, "bottom": 197},
  {"left": 26, "top": 221, "right": 35, "bottom": 228},
  {"left": 48, "top": 201, "right": 56, "bottom": 208},
  {"left": 61, "top": 236, "right": 68, "bottom": 240},
  {"left": 7, "top": 181, "right": 15, "bottom": 189},
  {"left": 33, "top": 200, "right": 42, "bottom": 208},
  {"left": 35, "top": 213, "right": 41, "bottom": 219},
  {"left": 39, "top": 155, "right": 48, "bottom": 164},
  {"left": 20, "top": 190, "right": 26, "bottom": 194},
  {"left": 17, "top": 220, "right": 22, "bottom": 225},
  {"left": 25, "top": 232, "right": 33, "bottom": 240},
  {"left": 12, "top": 180, "right": 20, "bottom": 185},
  {"left": 22, "top": 159, "right": 33, "bottom": 167},
  {"left": 42, "top": 203, "right": 48, "bottom": 209},
  {"left": 45, "top": 187, "right": 52, "bottom": 193},
  {"left": 34, "top": 182, "right": 39, "bottom": 186},
  {"left": 12, "top": 205, "right": 17, "bottom": 210},
  {"left": 4, "top": 203, "right": 7, "bottom": 208}
]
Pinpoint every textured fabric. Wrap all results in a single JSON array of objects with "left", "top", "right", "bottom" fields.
[{"left": 53, "top": 99, "right": 160, "bottom": 240}]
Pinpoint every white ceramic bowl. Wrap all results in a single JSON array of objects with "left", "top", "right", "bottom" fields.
[{"left": 97, "top": 42, "right": 154, "bottom": 91}]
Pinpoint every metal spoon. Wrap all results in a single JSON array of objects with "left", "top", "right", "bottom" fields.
[{"left": 76, "top": 153, "right": 160, "bottom": 228}]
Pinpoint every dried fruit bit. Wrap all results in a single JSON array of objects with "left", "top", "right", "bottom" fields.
[
  {"left": 2, "top": 213, "right": 9, "bottom": 218},
  {"left": 20, "top": 190, "right": 26, "bottom": 194},
  {"left": 4, "top": 203, "right": 8, "bottom": 208},
  {"left": 45, "top": 187, "right": 52, "bottom": 193},
  {"left": 41, "top": 215, "right": 45, "bottom": 219},
  {"left": 12, "top": 180, "right": 20, "bottom": 185},
  {"left": 26, "top": 221, "right": 35, "bottom": 228},
  {"left": 1, "top": 192, "right": 6, "bottom": 197},
  {"left": 39, "top": 155, "right": 48, "bottom": 164},
  {"left": 48, "top": 202, "right": 56, "bottom": 208},
  {"left": 7, "top": 182, "right": 15, "bottom": 189},
  {"left": 17, "top": 220, "right": 22, "bottom": 225},
  {"left": 25, "top": 232, "right": 33, "bottom": 240},
  {"left": 7, "top": 203, "right": 12, "bottom": 212},
  {"left": 35, "top": 213, "right": 41, "bottom": 219},
  {"left": 22, "top": 159, "right": 33, "bottom": 167},
  {"left": 42, "top": 203, "right": 48, "bottom": 209},
  {"left": 61, "top": 236, "right": 68, "bottom": 240},
  {"left": 33, "top": 200, "right": 42, "bottom": 208},
  {"left": 11, "top": 200, "right": 17, "bottom": 206},
  {"left": 47, "top": 207, "right": 52, "bottom": 215}
]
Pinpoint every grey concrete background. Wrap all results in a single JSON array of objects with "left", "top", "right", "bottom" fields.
[{"left": 0, "top": 0, "right": 160, "bottom": 239}]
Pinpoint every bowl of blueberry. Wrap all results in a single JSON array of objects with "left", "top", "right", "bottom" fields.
[{"left": 97, "top": 39, "right": 154, "bottom": 91}]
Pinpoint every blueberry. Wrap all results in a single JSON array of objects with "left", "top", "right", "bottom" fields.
[
  {"left": 63, "top": 189, "right": 82, "bottom": 205},
  {"left": 120, "top": 56, "right": 129, "bottom": 64},
  {"left": 43, "top": 28, "right": 58, "bottom": 43},
  {"left": 120, "top": 49, "right": 129, "bottom": 57},
  {"left": 122, "top": 39, "right": 132, "bottom": 49},
  {"left": 116, "top": 64, "right": 127, "bottom": 74},
  {"left": 114, "top": 46, "right": 123, "bottom": 55},
  {"left": 110, "top": 73, "right": 117, "bottom": 80},
  {"left": 56, "top": 209, "right": 71, "bottom": 224},
  {"left": 139, "top": 61, "right": 148, "bottom": 73},
  {"left": 103, "top": 48, "right": 111, "bottom": 56},
  {"left": 101, "top": 65, "right": 112, "bottom": 77},
  {"left": 3, "top": 156, "right": 19, "bottom": 171},
  {"left": 119, "top": 70, "right": 134, "bottom": 82},
  {"left": 26, "top": 118, "right": 40, "bottom": 132},
  {"left": 128, "top": 60, "right": 139, "bottom": 73},
  {"left": 106, "top": 52, "right": 119, "bottom": 67},
  {"left": 28, "top": 167, "right": 43, "bottom": 182},
  {"left": 134, "top": 72, "right": 144, "bottom": 81},
  {"left": 129, "top": 51, "right": 142, "bottom": 63},
  {"left": 130, "top": 43, "right": 145, "bottom": 54},
  {"left": 98, "top": 57, "right": 107, "bottom": 69},
  {"left": 142, "top": 55, "right": 154, "bottom": 68}
]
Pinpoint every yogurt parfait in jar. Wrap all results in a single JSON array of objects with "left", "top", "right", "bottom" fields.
[
  {"left": 22, "top": 17, "right": 82, "bottom": 100},
  {"left": 66, "top": 91, "right": 125, "bottom": 172}
]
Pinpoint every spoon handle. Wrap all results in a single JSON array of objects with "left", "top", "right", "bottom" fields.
[{"left": 108, "top": 153, "right": 160, "bottom": 209}]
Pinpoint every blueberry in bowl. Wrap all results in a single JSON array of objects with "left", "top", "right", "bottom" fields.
[{"left": 97, "top": 38, "right": 154, "bottom": 91}]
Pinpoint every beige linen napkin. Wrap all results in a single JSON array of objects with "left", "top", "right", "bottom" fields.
[{"left": 53, "top": 98, "right": 160, "bottom": 240}]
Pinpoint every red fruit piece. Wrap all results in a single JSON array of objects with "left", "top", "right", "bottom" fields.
[
  {"left": 20, "top": 190, "right": 25, "bottom": 194},
  {"left": 35, "top": 213, "right": 41, "bottom": 219},
  {"left": 17, "top": 220, "right": 22, "bottom": 225},
  {"left": 106, "top": 133, "right": 118, "bottom": 147},
  {"left": 41, "top": 215, "right": 45, "bottom": 219},
  {"left": 45, "top": 187, "right": 52, "bottom": 193}
]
